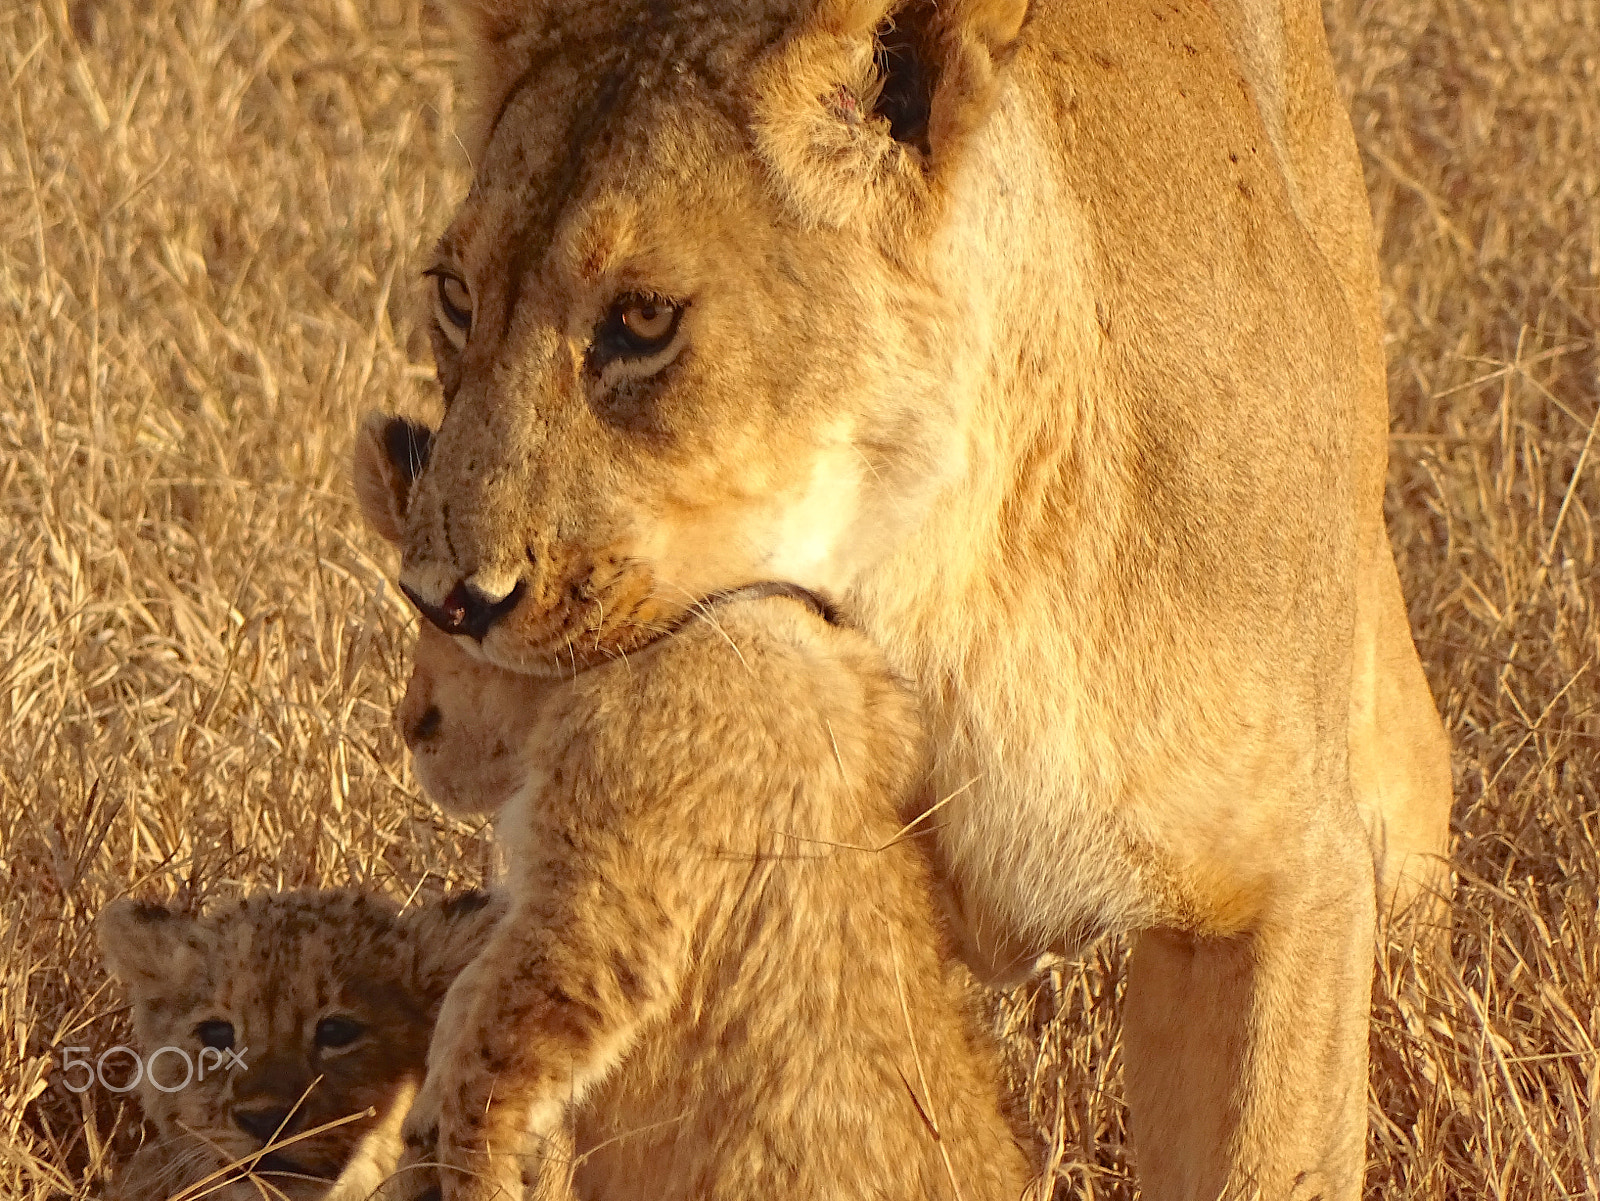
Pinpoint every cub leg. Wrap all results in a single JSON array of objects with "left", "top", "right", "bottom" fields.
[
  {"left": 518, "top": 1121, "right": 578, "bottom": 1201},
  {"left": 1123, "top": 809, "right": 1376, "bottom": 1201},
  {"left": 394, "top": 879, "right": 691, "bottom": 1201}
]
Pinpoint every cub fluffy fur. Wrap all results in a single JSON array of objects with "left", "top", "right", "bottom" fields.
[
  {"left": 374, "top": 0, "right": 1453, "bottom": 1195},
  {"left": 99, "top": 889, "right": 498, "bottom": 1201},
  {"left": 357, "top": 426, "right": 1034, "bottom": 1201}
]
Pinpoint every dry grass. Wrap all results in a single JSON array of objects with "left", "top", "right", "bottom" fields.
[{"left": 1, "top": 0, "right": 1595, "bottom": 1197}]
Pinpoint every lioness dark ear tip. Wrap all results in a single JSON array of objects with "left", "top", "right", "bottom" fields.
[
  {"left": 354, "top": 411, "right": 433, "bottom": 546},
  {"left": 383, "top": 416, "right": 434, "bottom": 483},
  {"left": 353, "top": 410, "right": 393, "bottom": 482},
  {"left": 357, "top": 408, "right": 393, "bottom": 442},
  {"left": 354, "top": 414, "right": 400, "bottom": 544},
  {"left": 354, "top": 410, "right": 431, "bottom": 481}
]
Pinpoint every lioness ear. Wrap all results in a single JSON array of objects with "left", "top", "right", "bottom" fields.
[
  {"left": 98, "top": 900, "right": 210, "bottom": 999},
  {"left": 353, "top": 411, "right": 433, "bottom": 547},
  {"left": 437, "top": 0, "right": 547, "bottom": 154},
  {"left": 753, "top": 0, "right": 1029, "bottom": 229}
]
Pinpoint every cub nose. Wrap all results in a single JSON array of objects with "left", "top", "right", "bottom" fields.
[
  {"left": 401, "top": 577, "right": 525, "bottom": 642},
  {"left": 234, "top": 1105, "right": 299, "bottom": 1144}
]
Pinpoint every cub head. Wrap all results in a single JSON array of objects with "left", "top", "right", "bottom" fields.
[
  {"left": 398, "top": 620, "right": 554, "bottom": 815},
  {"left": 367, "top": 0, "right": 1027, "bottom": 676},
  {"left": 98, "top": 890, "right": 501, "bottom": 1200}
]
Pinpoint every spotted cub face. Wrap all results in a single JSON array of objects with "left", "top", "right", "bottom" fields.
[{"left": 98, "top": 890, "right": 500, "bottom": 1200}]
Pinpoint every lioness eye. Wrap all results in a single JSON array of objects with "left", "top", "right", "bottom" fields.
[
  {"left": 314, "top": 1015, "right": 366, "bottom": 1049},
  {"left": 620, "top": 299, "right": 674, "bottom": 343},
  {"left": 602, "top": 294, "right": 683, "bottom": 358},
  {"left": 427, "top": 269, "right": 472, "bottom": 347},
  {"left": 195, "top": 1020, "right": 234, "bottom": 1050}
]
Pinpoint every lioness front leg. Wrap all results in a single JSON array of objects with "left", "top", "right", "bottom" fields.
[
  {"left": 419, "top": 877, "right": 689, "bottom": 1201},
  {"left": 1123, "top": 804, "right": 1377, "bottom": 1201}
]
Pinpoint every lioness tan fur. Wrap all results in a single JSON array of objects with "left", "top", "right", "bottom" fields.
[
  {"left": 370, "top": 0, "right": 1454, "bottom": 1196},
  {"left": 357, "top": 431, "right": 1034, "bottom": 1201},
  {"left": 98, "top": 890, "right": 497, "bottom": 1201}
]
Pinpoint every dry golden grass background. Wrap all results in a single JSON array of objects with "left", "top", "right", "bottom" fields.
[{"left": 1, "top": 0, "right": 1595, "bottom": 1196}]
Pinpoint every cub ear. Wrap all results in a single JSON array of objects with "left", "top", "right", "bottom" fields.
[
  {"left": 98, "top": 900, "right": 210, "bottom": 999},
  {"left": 753, "top": 0, "right": 1029, "bottom": 229},
  {"left": 405, "top": 889, "right": 508, "bottom": 1011},
  {"left": 353, "top": 411, "right": 433, "bottom": 547}
]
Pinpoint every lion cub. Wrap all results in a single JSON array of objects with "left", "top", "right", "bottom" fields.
[
  {"left": 99, "top": 889, "right": 500, "bottom": 1201},
  {"left": 357, "top": 418, "right": 1034, "bottom": 1201}
]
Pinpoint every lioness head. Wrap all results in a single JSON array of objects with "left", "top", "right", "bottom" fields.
[
  {"left": 379, "top": 0, "right": 1026, "bottom": 674},
  {"left": 98, "top": 890, "right": 499, "bottom": 1199}
]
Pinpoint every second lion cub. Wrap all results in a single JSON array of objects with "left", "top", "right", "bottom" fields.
[{"left": 359, "top": 421, "right": 1033, "bottom": 1201}]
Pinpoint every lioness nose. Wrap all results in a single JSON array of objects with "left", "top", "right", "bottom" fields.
[
  {"left": 234, "top": 1105, "right": 299, "bottom": 1144},
  {"left": 401, "top": 577, "right": 524, "bottom": 642}
]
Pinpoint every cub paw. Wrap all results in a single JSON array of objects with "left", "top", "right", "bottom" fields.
[{"left": 374, "top": 1109, "right": 442, "bottom": 1201}]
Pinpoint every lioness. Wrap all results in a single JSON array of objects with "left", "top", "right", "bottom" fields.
[
  {"left": 356, "top": 426, "right": 1034, "bottom": 1201},
  {"left": 371, "top": 0, "right": 1452, "bottom": 1197},
  {"left": 98, "top": 890, "right": 498, "bottom": 1201}
]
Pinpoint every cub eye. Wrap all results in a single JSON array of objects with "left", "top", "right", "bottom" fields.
[
  {"left": 427, "top": 269, "right": 472, "bottom": 348},
  {"left": 195, "top": 1020, "right": 234, "bottom": 1050},
  {"left": 599, "top": 294, "right": 684, "bottom": 361},
  {"left": 314, "top": 1015, "right": 366, "bottom": 1050}
]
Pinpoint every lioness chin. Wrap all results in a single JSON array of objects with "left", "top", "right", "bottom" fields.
[{"left": 364, "top": 0, "right": 1453, "bottom": 1196}]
